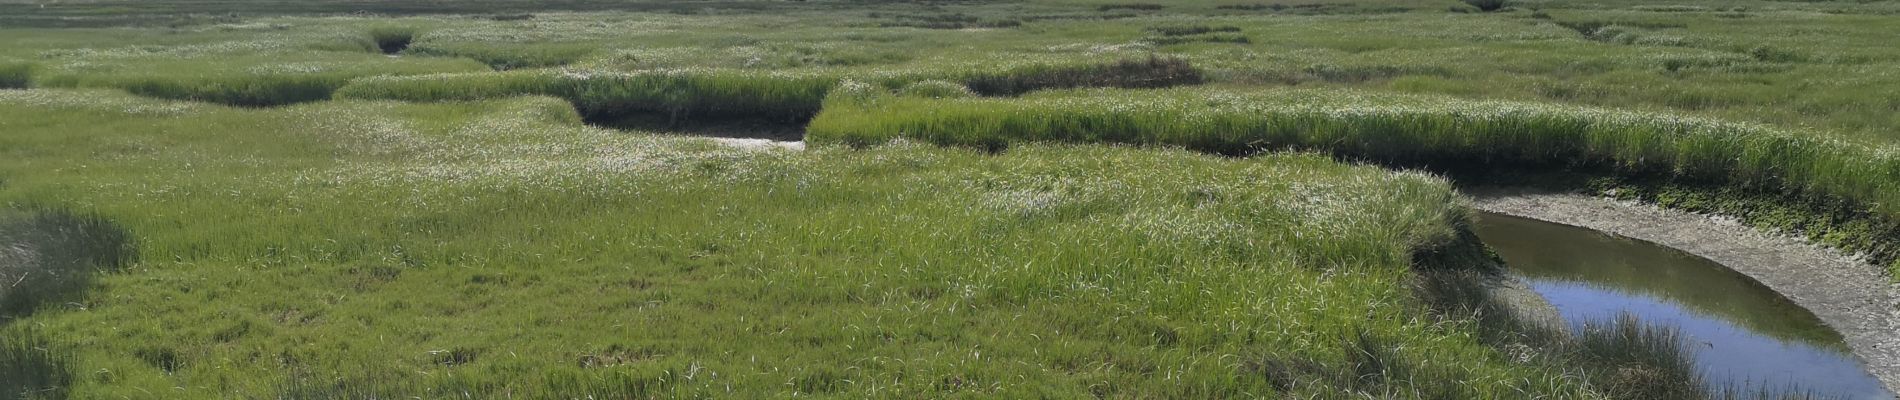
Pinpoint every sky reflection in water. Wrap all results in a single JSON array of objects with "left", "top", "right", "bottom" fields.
[{"left": 1474, "top": 212, "right": 1892, "bottom": 400}]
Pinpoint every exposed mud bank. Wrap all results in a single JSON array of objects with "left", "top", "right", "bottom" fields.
[{"left": 1468, "top": 188, "right": 1900, "bottom": 394}]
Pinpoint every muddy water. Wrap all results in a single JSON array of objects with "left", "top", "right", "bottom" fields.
[{"left": 1473, "top": 212, "right": 1894, "bottom": 399}]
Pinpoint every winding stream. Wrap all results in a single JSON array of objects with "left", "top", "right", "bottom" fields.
[{"left": 1473, "top": 212, "right": 1894, "bottom": 399}]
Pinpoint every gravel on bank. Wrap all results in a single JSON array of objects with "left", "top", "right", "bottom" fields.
[{"left": 1467, "top": 188, "right": 1900, "bottom": 395}]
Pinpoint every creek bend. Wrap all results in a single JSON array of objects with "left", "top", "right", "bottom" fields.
[{"left": 1472, "top": 211, "right": 1893, "bottom": 399}]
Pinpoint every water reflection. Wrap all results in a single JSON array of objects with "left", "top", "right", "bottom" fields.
[{"left": 1473, "top": 212, "right": 1892, "bottom": 399}]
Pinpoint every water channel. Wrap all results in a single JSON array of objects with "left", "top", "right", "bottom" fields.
[{"left": 1472, "top": 212, "right": 1893, "bottom": 399}]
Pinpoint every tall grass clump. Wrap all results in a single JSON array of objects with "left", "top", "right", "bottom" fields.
[
  {"left": 367, "top": 26, "right": 418, "bottom": 54},
  {"left": 808, "top": 86, "right": 1900, "bottom": 226},
  {"left": 1574, "top": 314, "right": 1705, "bottom": 399},
  {"left": 0, "top": 63, "right": 29, "bottom": 89}
]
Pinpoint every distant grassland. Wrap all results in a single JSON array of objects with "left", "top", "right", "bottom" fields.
[
  {"left": 5, "top": 5, "right": 1900, "bottom": 141},
  {"left": 0, "top": 90, "right": 1593, "bottom": 398}
]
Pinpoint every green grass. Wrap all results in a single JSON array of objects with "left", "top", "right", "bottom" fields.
[
  {"left": 335, "top": 56, "right": 1202, "bottom": 124},
  {"left": 4, "top": 1, "right": 1900, "bottom": 397},
  {"left": 407, "top": 41, "right": 598, "bottom": 70},
  {"left": 335, "top": 68, "right": 842, "bottom": 123},
  {"left": 32, "top": 54, "right": 488, "bottom": 106},
  {"left": 9, "top": 23, "right": 493, "bottom": 106},
  {"left": 0, "top": 329, "right": 69, "bottom": 400},
  {"left": 1573, "top": 314, "right": 1703, "bottom": 399},
  {"left": 808, "top": 85, "right": 1900, "bottom": 221},
  {"left": 0, "top": 89, "right": 1596, "bottom": 397}
]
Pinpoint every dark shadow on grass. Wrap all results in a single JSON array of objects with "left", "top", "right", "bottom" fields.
[{"left": 0, "top": 210, "right": 137, "bottom": 319}]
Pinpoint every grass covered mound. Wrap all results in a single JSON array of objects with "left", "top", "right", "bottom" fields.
[
  {"left": 808, "top": 86, "right": 1900, "bottom": 271},
  {"left": 332, "top": 56, "right": 1202, "bottom": 124},
  {"left": 30, "top": 53, "right": 489, "bottom": 107},
  {"left": 0, "top": 90, "right": 1585, "bottom": 398}
]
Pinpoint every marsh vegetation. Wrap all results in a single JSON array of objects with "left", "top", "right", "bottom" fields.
[{"left": 1, "top": 0, "right": 1897, "bottom": 398}]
